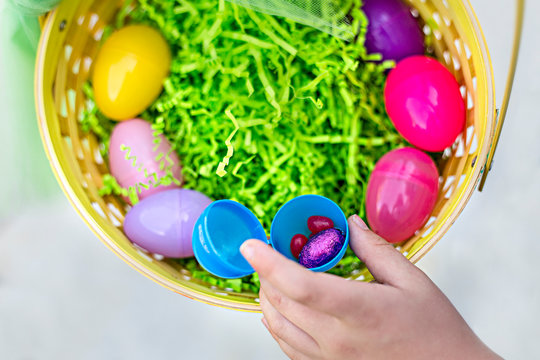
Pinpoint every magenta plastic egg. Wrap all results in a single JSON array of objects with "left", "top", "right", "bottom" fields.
[
  {"left": 384, "top": 56, "right": 466, "bottom": 152},
  {"left": 366, "top": 147, "right": 439, "bottom": 243},
  {"left": 124, "top": 188, "right": 212, "bottom": 258},
  {"left": 109, "top": 118, "right": 182, "bottom": 202},
  {"left": 363, "top": 0, "right": 425, "bottom": 63}
]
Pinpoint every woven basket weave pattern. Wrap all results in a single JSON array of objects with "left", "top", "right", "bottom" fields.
[{"left": 35, "top": 0, "right": 494, "bottom": 311}]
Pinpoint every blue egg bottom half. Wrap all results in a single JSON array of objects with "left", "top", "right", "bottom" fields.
[{"left": 270, "top": 194, "right": 350, "bottom": 271}]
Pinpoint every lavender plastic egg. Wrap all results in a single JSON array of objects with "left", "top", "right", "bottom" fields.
[
  {"left": 299, "top": 228, "right": 345, "bottom": 269},
  {"left": 363, "top": 0, "right": 425, "bottom": 62},
  {"left": 124, "top": 188, "right": 212, "bottom": 258},
  {"left": 366, "top": 148, "right": 439, "bottom": 244}
]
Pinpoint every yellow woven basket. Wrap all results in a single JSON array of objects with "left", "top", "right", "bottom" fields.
[{"left": 35, "top": 0, "right": 523, "bottom": 311}]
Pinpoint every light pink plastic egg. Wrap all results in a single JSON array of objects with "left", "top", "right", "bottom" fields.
[
  {"left": 384, "top": 56, "right": 466, "bottom": 152},
  {"left": 366, "top": 147, "right": 439, "bottom": 244},
  {"left": 109, "top": 118, "right": 182, "bottom": 202}
]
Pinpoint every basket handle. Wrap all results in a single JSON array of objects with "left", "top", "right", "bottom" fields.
[{"left": 477, "top": 0, "right": 525, "bottom": 191}]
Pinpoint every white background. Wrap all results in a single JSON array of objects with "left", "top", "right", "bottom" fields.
[{"left": 1, "top": 0, "right": 538, "bottom": 358}]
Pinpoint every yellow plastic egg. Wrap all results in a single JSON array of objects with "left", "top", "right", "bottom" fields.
[{"left": 92, "top": 25, "right": 171, "bottom": 121}]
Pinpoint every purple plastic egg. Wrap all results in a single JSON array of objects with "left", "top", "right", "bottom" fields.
[
  {"left": 109, "top": 118, "right": 182, "bottom": 203},
  {"left": 366, "top": 148, "right": 439, "bottom": 244},
  {"left": 363, "top": 0, "right": 425, "bottom": 62},
  {"left": 124, "top": 188, "right": 212, "bottom": 258},
  {"left": 298, "top": 228, "right": 345, "bottom": 269}
]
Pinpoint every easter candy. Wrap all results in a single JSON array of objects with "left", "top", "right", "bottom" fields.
[
  {"left": 363, "top": 0, "right": 425, "bottom": 62},
  {"left": 124, "top": 188, "right": 212, "bottom": 258},
  {"left": 307, "top": 215, "right": 334, "bottom": 234},
  {"left": 290, "top": 234, "right": 308, "bottom": 259},
  {"left": 366, "top": 148, "right": 439, "bottom": 243},
  {"left": 92, "top": 25, "right": 171, "bottom": 120},
  {"left": 385, "top": 56, "right": 466, "bottom": 152},
  {"left": 270, "top": 194, "right": 350, "bottom": 272},
  {"left": 299, "top": 228, "right": 345, "bottom": 269},
  {"left": 109, "top": 118, "right": 182, "bottom": 202}
]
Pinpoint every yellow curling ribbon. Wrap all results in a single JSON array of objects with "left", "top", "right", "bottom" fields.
[{"left": 216, "top": 108, "right": 240, "bottom": 177}]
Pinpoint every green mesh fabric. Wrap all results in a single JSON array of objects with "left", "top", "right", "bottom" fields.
[
  {"left": 9, "top": 0, "right": 61, "bottom": 15},
  {"left": 225, "top": 0, "right": 355, "bottom": 40}
]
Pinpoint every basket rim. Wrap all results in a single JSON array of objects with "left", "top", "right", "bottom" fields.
[
  {"left": 34, "top": 0, "right": 496, "bottom": 311},
  {"left": 408, "top": 0, "right": 496, "bottom": 264},
  {"left": 34, "top": 7, "right": 261, "bottom": 312}
]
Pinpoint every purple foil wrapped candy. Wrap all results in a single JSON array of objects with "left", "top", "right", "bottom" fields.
[
  {"left": 299, "top": 228, "right": 345, "bottom": 269},
  {"left": 363, "top": 0, "right": 425, "bottom": 63}
]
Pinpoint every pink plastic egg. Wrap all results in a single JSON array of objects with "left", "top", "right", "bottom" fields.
[
  {"left": 109, "top": 118, "right": 182, "bottom": 202},
  {"left": 366, "top": 147, "right": 439, "bottom": 243},
  {"left": 124, "top": 188, "right": 212, "bottom": 258},
  {"left": 384, "top": 56, "right": 466, "bottom": 152}
]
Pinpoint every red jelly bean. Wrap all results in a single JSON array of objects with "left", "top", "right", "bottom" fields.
[
  {"left": 290, "top": 234, "right": 308, "bottom": 259},
  {"left": 307, "top": 216, "right": 334, "bottom": 234}
]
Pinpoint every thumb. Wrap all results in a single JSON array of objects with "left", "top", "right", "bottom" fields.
[{"left": 348, "top": 215, "right": 419, "bottom": 286}]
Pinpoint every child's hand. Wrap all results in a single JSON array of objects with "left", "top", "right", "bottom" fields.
[{"left": 240, "top": 215, "right": 500, "bottom": 360}]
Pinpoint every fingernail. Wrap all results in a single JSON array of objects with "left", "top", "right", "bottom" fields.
[
  {"left": 240, "top": 241, "right": 255, "bottom": 261},
  {"left": 351, "top": 215, "right": 369, "bottom": 230}
]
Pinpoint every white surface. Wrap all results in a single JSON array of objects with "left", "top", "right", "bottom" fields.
[
  {"left": 0, "top": 200, "right": 283, "bottom": 360},
  {"left": 1, "top": 0, "right": 539, "bottom": 359}
]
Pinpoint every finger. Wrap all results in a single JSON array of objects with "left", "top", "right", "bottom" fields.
[
  {"left": 276, "top": 339, "right": 314, "bottom": 360},
  {"left": 348, "top": 215, "right": 419, "bottom": 286},
  {"left": 260, "top": 278, "right": 332, "bottom": 336},
  {"left": 241, "top": 239, "right": 370, "bottom": 313},
  {"left": 259, "top": 290, "right": 320, "bottom": 356},
  {"left": 262, "top": 318, "right": 316, "bottom": 360}
]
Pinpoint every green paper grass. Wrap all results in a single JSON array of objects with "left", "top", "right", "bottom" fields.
[{"left": 82, "top": 0, "right": 406, "bottom": 293}]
